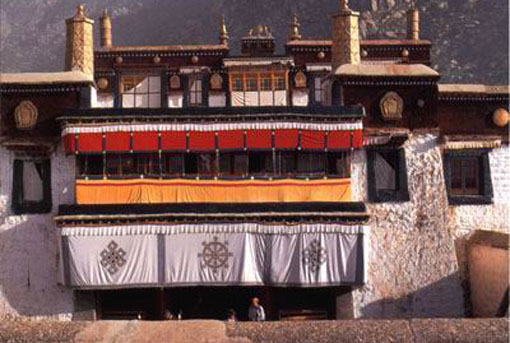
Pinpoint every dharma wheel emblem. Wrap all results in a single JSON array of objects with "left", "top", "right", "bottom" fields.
[
  {"left": 198, "top": 236, "right": 233, "bottom": 274},
  {"left": 100, "top": 240, "right": 127, "bottom": 275},
  {"left": 302, "top": 239, "right": 327, "bottom": 272}
]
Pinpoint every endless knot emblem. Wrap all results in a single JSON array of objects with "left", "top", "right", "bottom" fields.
[
  {"left": 302, "top": 239, "right": 327, "bottom": 272},
  {"left": 100, "top": 241, "right": 127, "bottom": 274},
  {"left": 198, "top": 236, "right": 233, "bottom": 274}
]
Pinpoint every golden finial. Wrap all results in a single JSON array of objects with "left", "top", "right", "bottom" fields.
[
  {"left": 289, "top": 14, "right": 302, "bottom": 41},
  {"left": 74, "top": 4, "right": 86, "bottom": 19},
  {"left": 219, "top": 15, "right": 229, "bottom": 46},
  {"left": 101, "top": 8, "right": 110, "bottom": 19},
  {"left": 340, "top": 0, "right": 349, "bottom": 10}
]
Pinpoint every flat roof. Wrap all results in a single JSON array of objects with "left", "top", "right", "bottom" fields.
[
  {"left": 334, "top": 63, "right": 439, "bottom": 77},
  {"left": 0, "top": 71, "right": 93, "bottom": 85},
  {"left": 95, "top": 45, "right": 229, "bottom": 53},
  {"left": 438, "top": 84, "right": 509, "bottom": 95}
]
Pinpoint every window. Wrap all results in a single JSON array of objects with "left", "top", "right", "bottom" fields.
[
  {"left": 313, "top": 77, "right": 325, "bottom": 105},
  {"left": 249, "top": 152, "right": 273, "bottom": 176},
  {"left": 184, "top": 153, "right": 217, "bottom": 177},
  {"left": 189, "top": 76, "right": 203, "bottom": 106},
  {"left": 12, "top": 157, "right": 52, "bottom": 214},
  {"left": 219, "top": 153, "right": 248, "bottom": 177},
  {"left": 367, "top": 148, "right": 409, "bottom": 202},
  {"left": 106, "top": 154, "right": 137, "bottom": 178},
  {"left": 444, "top": 151, "right": 493, "bottom": 205},
  {"left": 276, "top": 151, "right": 296, "bottom": 176},
  {"left": 232, "top": 77, "right": 243, "bottom": 92},
  {"left": 77, "top": 154, "right": 104, "bottom": 178},
  {"left": 230, "top": 71, "right": 288, "bottom": 107},
  {"left": 74, "top": 151, "right": 353, "bottom": 180},
  {"left": 327, "top": 152, "right": 351, "bottom": 178},
  {"left": 121, "top": 75, "right": 161, "bottom": 108},
  {"left": 275, "top": 76, "right": 286, "bottom": 91},
  {"left": 297, "top": 152, "right": 326, "bottom": 176},
  {"left": 137, "top": 154, "right": 161, "bottom": 177},
  {"left": 162, "top": 154, "right": 184, "bottom": 177}
]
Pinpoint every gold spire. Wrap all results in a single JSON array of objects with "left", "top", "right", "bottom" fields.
[
  {"left": 407, "top": 5, "right": 420, "bottom": 40},
  {"left": 219, "top": 15, "right": 229, "bottom": 46},
  {"left": 332, "top": 0, "right": 360, "bottom": 68},
  {"left": 289, "top": 14, "right": 302, "bottom": 41},
  {"left": 65, "top": 4, "right": 94, "bottom": 75},
  {"left": 100, "top": 9, "right": 112, "bottom": 47}
]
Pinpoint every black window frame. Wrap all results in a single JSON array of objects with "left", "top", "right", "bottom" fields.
[
  {"left": 12, "top": 156, "right": 52, "bottom": 215},
  {"left": 367, "top": 148, "right": 409, "bottom": 203},
  {"left": 443, "top": 149, "right": 493, "bottom": 205}
]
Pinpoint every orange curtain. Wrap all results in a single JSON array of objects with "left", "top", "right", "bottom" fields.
[{"left": 76, "top": 178, "right": 352, "bottom": 205}]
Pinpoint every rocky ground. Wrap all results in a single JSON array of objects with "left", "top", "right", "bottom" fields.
[
  {"left": 0, "top": 0, "right": 508, "bottom": 84},
  {"left": 0, "top": 318, "right": 508, "bottom": 343}
]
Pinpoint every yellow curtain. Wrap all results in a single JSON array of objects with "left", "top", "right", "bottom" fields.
[{"left": 76, "top": 179, "right": 352, "bottom": 205}]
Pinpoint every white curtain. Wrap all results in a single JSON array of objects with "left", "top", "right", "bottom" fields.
[
  {"left": 23, "top": 161, "right": 44, "bottom": 202},
  {"left": 292, "top": 89, "right": 309, "bottom": 107},
  {"left": 375, "top": 153, "right": 396, "bottom": 190},
  {"left": 61, "top": 224, "right": 366, "bottom": 288},
  {"left": 168, "top": 93, "right": 183, "bottom": 108}
]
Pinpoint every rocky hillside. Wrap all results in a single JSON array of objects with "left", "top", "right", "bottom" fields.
[{"left": 0, "top": 0, "right": 508, "bottom": 84}]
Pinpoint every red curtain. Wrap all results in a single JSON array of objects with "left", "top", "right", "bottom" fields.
[
  {"left": 274, "top": 129, "right": 299, "bottom": 149},
  {"left": 189, "top": 131, "right": 216, "bottom": 151},
  {"left": 78, "top": 133, "right": 103, "bottom": 153},
  {"left": 133, "top": 131, "right": 159, "bottom": 151},
  {"left": 328, "top": 131, "right": 351, "bottom": 150},
  {"left": 63, "top": 134, "right": 76, "bottom": 154},
  {"left": 301, "top": 130, "right": 324, "bottom": 150},
  {"left": 105, "top": 132, "right": 131, "bottom": 151},
  {"left": 160, "top": 131, "right": 187, "bottom": 151},
  {"left": 218, "top": 130, "right": 244, "bottom": 150},
  {"left": 246, "top": 130, "right": 272, "bottom": 149}
]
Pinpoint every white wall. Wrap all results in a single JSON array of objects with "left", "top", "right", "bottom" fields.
[
  {"left": 350, "top": 132, "right": 510, "bottom": 318},
  {"left": 0, "top": 145, "right": 75, "bottom": 320}
]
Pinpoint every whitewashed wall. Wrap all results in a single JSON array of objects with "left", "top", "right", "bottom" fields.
[
  {"left": 350, "top": 132, "right": 510, "bottom": 318},
  {"left": 0, "top": 145, "right": 75, "bottom": 320}
]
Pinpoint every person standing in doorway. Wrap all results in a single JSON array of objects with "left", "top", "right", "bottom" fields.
[{"left": 248, "top": 297, "right": 265, "bottom": 321}]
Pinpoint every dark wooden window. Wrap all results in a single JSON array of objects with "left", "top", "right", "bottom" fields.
[
  {"left": 444, "top": 150, "right": 493, "bottom": 205},
  {"left": 249, "top": 152, "right": 273, "bottom": 176},
  {"left": 162, "top": 154, "right": 184, "bottom": 177},
  {"left": 12, "top": 157, "right": 52, "bottom": 214},
  {"left": 75, "top": 151, "right": 353, "bottom": 180},
  {"left": 77, "top": 154, "right": 104, "bottom": 178},
  {"left": 188, "top": 75, "right": 203, "bottom": 106},
  {"left": 327, "top": 152, "right": 351, "bottom": 178},
  {"left": 219, "top": 153, "right": 248, "bottom": 177},
  {"left": 367, "top": 148, "right": 409, "bottom": 203}
]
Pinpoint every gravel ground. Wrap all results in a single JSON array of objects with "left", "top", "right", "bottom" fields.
[
  {"left": 0, "top": 318, "right": 507, "bottom": 343},
  {"left": 226, "top": 318, "right": 510, "bottom": 343}
]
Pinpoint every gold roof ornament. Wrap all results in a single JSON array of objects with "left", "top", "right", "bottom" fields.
[
  {"left": 14, "top": 101, "right": 38, "bottom": 131},
  {"left": 340, "top": 0, "right": 350, "bottom": 10},
  {"left": 289, "top": 14, "right": 302, "bottom": 41},
  {"left": 219, "top": 15, "right": 229, "bottom": 46},
  {"left": 380, "top": 91, "right": 404, "bottom": 121}
]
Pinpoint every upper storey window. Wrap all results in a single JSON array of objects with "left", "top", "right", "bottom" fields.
[
  {"left": 230, "top": 71, "right": 287, "bottom": 107},
  {"left": 121, "top": 75, "right": 161, "bottom": 108},
  {"left": 188, "top": 75, "right": 203, "bottom": 106}
]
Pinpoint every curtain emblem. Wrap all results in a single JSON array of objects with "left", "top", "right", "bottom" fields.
[
  {"left": 198, "top": 236, "right": 233, "bottom": 275},
  {"left": 302, "top": 239, "right": 327, "bottom": 272},
  {"left": 100, "top": 240, "right": 127, "bottom": 274}
]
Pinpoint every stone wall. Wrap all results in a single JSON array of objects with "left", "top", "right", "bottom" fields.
[
  {"left": 350, "top": 132, "right": 510, "bottom": 318},
  {"left": 0, "top": 145, "right": 75, "bottom": 320}
]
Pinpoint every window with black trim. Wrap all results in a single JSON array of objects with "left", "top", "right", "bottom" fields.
[
  {"left": 188, "top": 75, "right": 203, "bottom": 106},
  {"left": 367, "top": 148, "right": 409, "bottom": 202},
  {"left": 121, "top": 75, "right": 161, "bottom": 108},
  {"left": 12, "top": 156, "right": 52, "bottom": 214},
  {"left": 444, "top": 150, "right": 493, "bottom": 205}
]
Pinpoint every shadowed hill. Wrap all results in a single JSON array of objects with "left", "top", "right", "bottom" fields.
[{"left": 0, "top": 0, "right": 508, "bottom": 84}]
